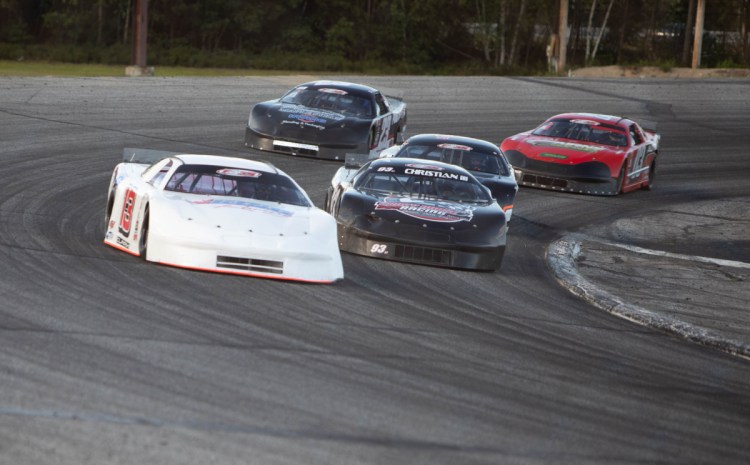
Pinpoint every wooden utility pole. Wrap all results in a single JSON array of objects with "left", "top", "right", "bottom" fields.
[
  {"left": 691, "top": 0, "right": 705, "bottom": 69},
  {"left": 558, "top": 0, "right": 569, "bottom": 72},
  {"left": 682, "top": 0, "right": 697, "bottom": 66},
  {"left": 126, "top": 0, "right": 153, "bottom": 76}
]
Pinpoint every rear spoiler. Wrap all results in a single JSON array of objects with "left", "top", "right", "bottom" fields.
[
  {"left": 378, "top": 87, "right": 404, "bottom": 101},
  {"left": 639, "top": 119, "right": 658, "bottom": 133},
  {"left": 122, "top": 148, "right": 180, "bottom": 164},
  {"left": 344, "top": 152, "right": 377, "bottom": 170}
]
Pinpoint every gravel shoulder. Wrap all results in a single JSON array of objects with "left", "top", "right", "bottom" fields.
[{"left": 548, "top": 197, "right": 750, "bottom": 359}]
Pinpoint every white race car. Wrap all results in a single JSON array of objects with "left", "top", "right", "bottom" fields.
[{"left": 104, "top": 149, "right": 343, "bottom": 283}]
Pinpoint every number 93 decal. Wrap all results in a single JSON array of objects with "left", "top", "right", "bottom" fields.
[{"left": 370, "top": 243, "right": 389, "bottom": 254}]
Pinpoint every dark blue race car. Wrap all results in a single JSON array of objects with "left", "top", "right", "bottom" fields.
[
  {"left": 326, "top": 157, "right": 508, "bottom": 271},
  {"left": 245, "top": 80, "right": 407, "bottom": 161}
]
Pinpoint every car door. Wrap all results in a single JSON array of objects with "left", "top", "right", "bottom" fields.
[
  {"left": 369, "top": 92, "right": 395, "bottom": 154},
  {"left": 110, "top": 161, "right": 170, "bottom": 256},
  {"left": 624, "top": 124, "right": 650, "bottom": 189}
]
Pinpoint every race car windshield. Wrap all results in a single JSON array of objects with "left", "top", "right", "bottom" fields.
[
  {"left": 164, "top": 164, "right": 311, "bottom": 207},
  {"left": 355, "top": 168, "right": 491, "bottom": 204},
  {"left": 532, "top": 119, "right": 628, "bottom": 147},
  {"left": 395, "top": 144, "right": 509, "bottom": 176},
  {"left": 280, "top": 88, "right": 375, "bottom": 117}
]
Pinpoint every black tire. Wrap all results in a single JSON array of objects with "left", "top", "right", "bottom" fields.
[
  {"left": 396, "top": 127, "right": 405, "bottom": 144},
  {"left": 138, "top": 207, "right": 149, "bottom": 258},
  {"left": 615, "top": 165, "right": 626, "bottom": 195},
  {"left": 104, "top": 191, "right": 115, "bottom": 229},
  {"left": 368, "top": 127, "right": 377, "bottom": 150},
  {"left": 324, "top": 189, "right": 331, "bottom": 212},
  {"left": 642, "top": 160, "right": 656, "bottom": 190}
]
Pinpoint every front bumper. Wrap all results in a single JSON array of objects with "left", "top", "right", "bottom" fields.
[
  {"left": 505, "top": 150, "right": 619, "bottom": 195},
  {"left": 245, "top": 127, "right": 363, "bottom": 161},
  {"left": 147, "top": 229, "right": 344, "bottom": 283},
  {"left": 338, "top": 225, "right": 505, "bottom": 271}
]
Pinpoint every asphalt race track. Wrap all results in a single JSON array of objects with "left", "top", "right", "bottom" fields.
[{"left": 1, "top": 75, "right": 749, "bottom": 464}]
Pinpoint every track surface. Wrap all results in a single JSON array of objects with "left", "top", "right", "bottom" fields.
[{"left": 1, "top": 76, "right": 749, "bottom": 464}]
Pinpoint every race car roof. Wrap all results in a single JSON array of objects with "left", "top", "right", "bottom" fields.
[
  {"left": 547, "top": 113, "right": 633, "bottom": 128},
  {"left": 297, "top": 80, "right": 379, "bottom": 96},
  {"left": 174, "top": 154, "right": 277, "bottom": 174},
  {"left": 402, "top": 134, "right": 502, "bottom": 154}
]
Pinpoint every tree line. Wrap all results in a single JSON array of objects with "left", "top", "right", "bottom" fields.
[{"left": 1, "top": 0, "right": 749, "bottom": 73}]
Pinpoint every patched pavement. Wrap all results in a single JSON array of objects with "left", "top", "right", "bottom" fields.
[{"left": 548, "top": 197, "right": 750, "bottom": 359}]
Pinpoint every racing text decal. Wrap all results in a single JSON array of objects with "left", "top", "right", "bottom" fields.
[
  {"left": 374, "top": 197, "right": 473, "bottom": 222},
  {"left": 404, "top": 167, "right": 469, "bottom": 182}
]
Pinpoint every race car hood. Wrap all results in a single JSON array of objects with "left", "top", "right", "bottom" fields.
[
  {"left": 504, "top": 134, "right": 621, "bottom": 164},
  {"left": 251, "top": 101, "right": 369, "bottom": 143},
  {"left": 161, "top": 193, "right": 318, "bottom": 237},
  {"left": 368, "top": 195, "right": 478, "bottom": 226},
  {"left": 338, "top": 191, "right": 506, "bottom": 248}
]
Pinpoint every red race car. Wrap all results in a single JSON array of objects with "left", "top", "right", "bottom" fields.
[{"left": 500, "top": 113, "right": 659, "bottom": 195}]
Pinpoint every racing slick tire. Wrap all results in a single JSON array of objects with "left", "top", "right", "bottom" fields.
[
  {"left": 368, "top": 127, "right": 377, "bottom": 151},
  {"left": 396, "top": 127, "right": 405, "bottom": 144},
  {"left": 324, "top": 191, "right": 333, "bottom": 212},
  {"left": 615, "top": 165, "right": 626, "bottom": 195},
  {"left": 104, "top": 191, "right": 115, "bottom": 229},
  {"left": 138, "top": 207, "right": 150, "bottom": 258},
  {"left": 643, "top": 160, "right": 656, "bottom": 191}
]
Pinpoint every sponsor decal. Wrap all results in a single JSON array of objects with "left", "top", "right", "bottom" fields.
[
  {"left": 318, "top": 88, "right": 348, "bottom": 95},
  {"left": 279, "top": 104, "right": 344, "bottom": 121},
  {"left": 281, "top": 119, "right": 325, "bottom": 131},
  {"left": 437, "top": 143, "right": 473, "bottom": 151},
  {"left": 217, "top": 168, "right": 262, "bottom": 178},
  {"left": 526, "top": 139, "right": 601, "bottom": 153},
  {"left": 288, "top": 113, "right": 327, "bottom": 125},
  {"left": 539, "top": 153, "right": 568, "bottom": 159},
  {"left": 404, "top": 167, "right": 469, "bottom": 182},
  {"left": 374, "top": 197, "right": 473, "bottom": 223},
  {"left": 118, "top": 188, "right": 137, "bottom": 237},
  {"left": 189, "top": 198, "right": 293, "bottom": 217},
  {"left": 116, "top": 236, "right": 131, "bottom": 248},
  {"left": 570, "top": 119, "right": 600, "bottom": 125}
]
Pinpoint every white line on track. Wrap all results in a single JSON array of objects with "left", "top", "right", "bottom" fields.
[
  {"left": 547, "top": 236, "right": 750, "bottom": 360},
  {"left": 587, "top": 237, "right": 750, "bottom": 269}
]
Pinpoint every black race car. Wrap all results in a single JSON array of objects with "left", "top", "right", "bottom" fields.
[
  {"left": 244, "top": 80, "right": 407, "bottom": 161},
  {"left": 379, "top": 134, "right": 517, "bottom": 221},
  {"left": 326, "top": 158, "right": 508, "bottom": 270}
]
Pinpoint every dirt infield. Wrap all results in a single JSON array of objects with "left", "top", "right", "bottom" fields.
[{"left": 569, "top": 65, "right": 750, "bottom": 79}]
